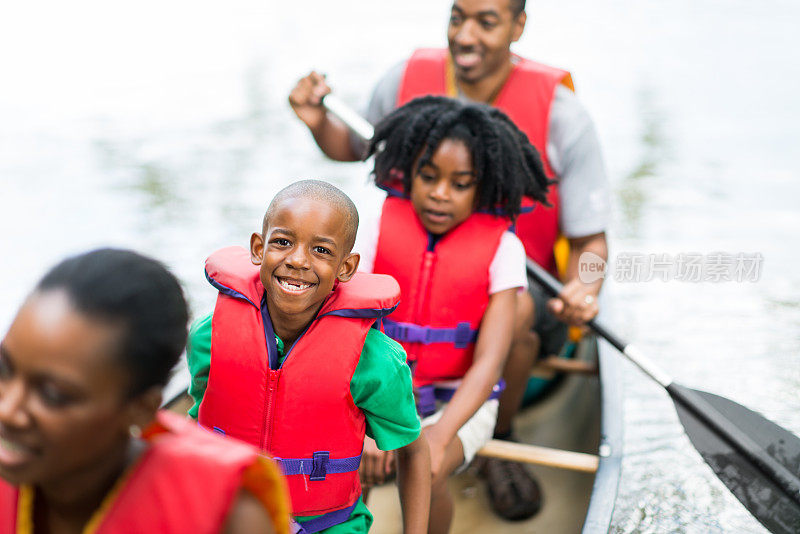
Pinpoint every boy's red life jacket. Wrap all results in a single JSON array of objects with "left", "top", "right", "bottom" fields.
[
  {"left": 0, "top": 410, "right": 289, "bottom": 534},
  {"left": 197, "top": 246, "right": 400, "bottom": 530},
  {"left": 397, "top": 47, "right": 573, "bottom": 274},
  {"left": 373, "top": 196, "right": 508, "bottom": 390}
]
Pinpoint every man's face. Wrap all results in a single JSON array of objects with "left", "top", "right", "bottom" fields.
[
  {"left": 251, "top": 197, "right": 359, "bottom": 322},
  {"left": 447, "top": 0, "right": 526, "bottom": 85}
]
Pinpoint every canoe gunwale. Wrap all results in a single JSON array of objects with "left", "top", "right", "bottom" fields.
[{"left": 581, "top": 336, "right": 624, "bottom": 533}]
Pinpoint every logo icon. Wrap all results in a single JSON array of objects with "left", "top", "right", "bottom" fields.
[{"left": 578, "top": 252, "right": 607, "bottom": 284}]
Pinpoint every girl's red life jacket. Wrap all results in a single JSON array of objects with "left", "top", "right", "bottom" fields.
[
  {"left": 197, "top": 246, "right": 400, "bottom": 526},
  {"left": 396, "top": 47, "right": 573, "bottom": 274},
  {"left": 373, "top": 196, "right": 509, "bottom": 388},
  {"left": 0, "top": 410, "right": 289, "bottom": 534}
]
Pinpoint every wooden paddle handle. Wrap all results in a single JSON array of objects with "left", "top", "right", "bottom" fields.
[{"left": 477, "top": 440, "right": 599, "bottom": 473}]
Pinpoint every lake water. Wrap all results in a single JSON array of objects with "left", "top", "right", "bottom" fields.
[{"left": 1, "top": 1, "right": 798, "bottom": 532}]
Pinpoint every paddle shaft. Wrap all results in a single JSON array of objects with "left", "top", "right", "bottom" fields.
[
  {"left": 526, "top": 259, "right": 800, "bottom": 507},
  {"left": 526, "top": 260, "right": 673, "bottom": 387},
  {"left": 323, "top": 94, "right": 375, "bottom": 141}
]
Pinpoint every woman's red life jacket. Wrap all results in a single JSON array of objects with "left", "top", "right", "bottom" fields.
[
  {"left": 396, "top": 47, "right": 573, "bottom": 274},
  {"left": 373, "top": 196, "right": 508, "bottom": 388},
  {"left": 197, "top": 246, "right": 400, "bottom": 525},
  {"left": 0, "top": 411, "right": 290, "bottom": 534}
]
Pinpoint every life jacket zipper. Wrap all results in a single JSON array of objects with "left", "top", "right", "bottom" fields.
[
  {"left": 414, "top": 251, "right": 435, "bottom": 326},
  {"left": 262, "top": 370, "right": 278, "bottom": 451}
]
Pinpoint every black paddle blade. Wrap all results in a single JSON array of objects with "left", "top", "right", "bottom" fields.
[{"left": 670, "top": 383, "right": 800, "bottom": 533}]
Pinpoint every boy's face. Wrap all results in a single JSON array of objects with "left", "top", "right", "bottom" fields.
[{"left": 250, "top": 197, "right": 359, "bottom": 321}]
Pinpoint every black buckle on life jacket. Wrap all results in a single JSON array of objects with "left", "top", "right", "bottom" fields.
[{"left": 310, "top": 451, "right": 329, "bottom": 481}]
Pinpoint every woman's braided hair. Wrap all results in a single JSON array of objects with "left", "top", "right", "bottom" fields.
[{"left": 365, "top": 96, "right": 551, "bottom": 220}]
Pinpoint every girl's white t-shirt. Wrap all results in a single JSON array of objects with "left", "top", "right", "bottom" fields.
[{"left": 354, "top": 223, "right": 528, "bottom": 294}]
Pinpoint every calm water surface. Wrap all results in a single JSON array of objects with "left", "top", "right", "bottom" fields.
[{"left": 1, "top": 1, "right": 799, "bottom": 532}]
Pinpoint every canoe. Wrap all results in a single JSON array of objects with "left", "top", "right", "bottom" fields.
[
  {"left": 162, "top": 332, "right": 623, "bottom": 533},
  {"left": 362, "top": 334, "right": 623, "bottom": 533}
]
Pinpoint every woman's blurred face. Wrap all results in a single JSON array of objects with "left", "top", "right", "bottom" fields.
[{"left": 0, "top": 290, "right": 134, "bottom": 487}]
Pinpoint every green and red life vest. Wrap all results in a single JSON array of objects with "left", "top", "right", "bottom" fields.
[{"left": 197, "top": 246, "right": 399, "bottom": 531}]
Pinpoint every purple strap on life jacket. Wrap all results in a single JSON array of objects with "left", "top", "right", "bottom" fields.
[
  {"left": 416, "top": 380, "right": 506, "bottom": 418},
  {"left": 275, "top": 451, "right": 362, "bottom": 481},
  {"left": 383, "top": 319, "right": 478, "bottom": 349},
  {"left": 290, "top": 498, "right": 361, "bottom": 534},
  {"left": 416, "top": 386, "right": 438, "bottom": 417}
]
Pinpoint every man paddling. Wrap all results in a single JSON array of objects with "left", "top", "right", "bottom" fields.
[{"left": 289, "top": 0, "right": 610, "bottom": 521}]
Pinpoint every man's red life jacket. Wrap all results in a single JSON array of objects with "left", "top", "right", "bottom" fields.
[
  {"left": 396, "top": 48, "right": 573, "bottom": 273},
  {"left": 373, "top": 196, "right": 508, "bottom": 389},
  {"left": 0, "top": 411, "right": 289, "bottom": 534},
  {"left": 197, "top": 246, "right": 400, "bottom": 528}
]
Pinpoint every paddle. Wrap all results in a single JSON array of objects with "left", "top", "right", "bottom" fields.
[
  {"left": 322, "top": 92, "right": 800, "bottom": 532},
  {"left": 527, "top": 260, "right": 800, "bottom": 534}
]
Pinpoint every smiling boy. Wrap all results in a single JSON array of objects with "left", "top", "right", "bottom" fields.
[{"left": 187, "top": 180, "right": 429, "bottom": 534}]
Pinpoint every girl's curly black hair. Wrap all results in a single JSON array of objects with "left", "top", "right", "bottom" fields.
[{"left": 365, "top": 96, "right": 551, "bottom": 220}]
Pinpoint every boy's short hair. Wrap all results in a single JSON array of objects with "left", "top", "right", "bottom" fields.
[{"left": 263, "top": 180, "right": 359, "bottom": 252}]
